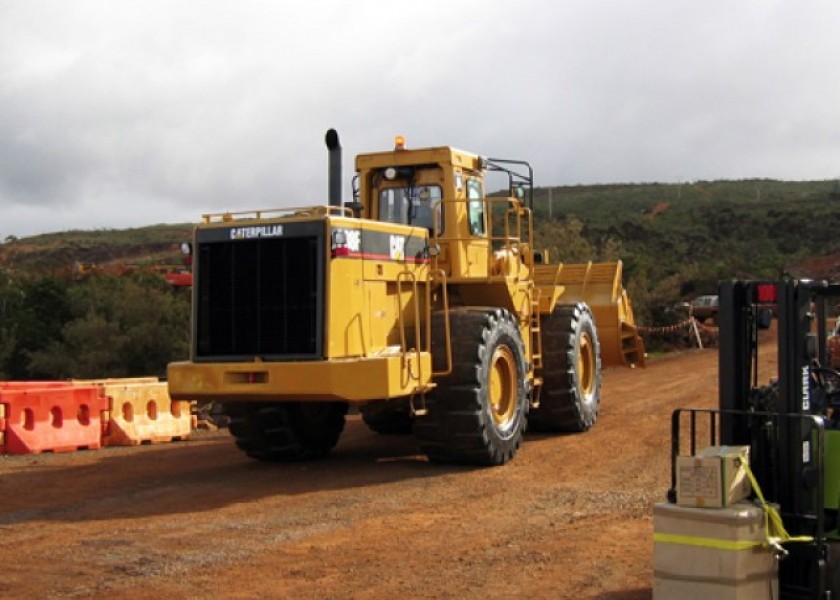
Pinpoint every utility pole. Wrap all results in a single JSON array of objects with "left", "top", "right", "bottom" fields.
[{"left": 548, "top": 187, "right": 553, "bottom": 219}]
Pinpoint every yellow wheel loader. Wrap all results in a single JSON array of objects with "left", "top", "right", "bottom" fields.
[{"left": 167, "top": 130, "right": 644, "bottom": 465}]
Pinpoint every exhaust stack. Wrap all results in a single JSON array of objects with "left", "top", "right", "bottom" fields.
[{"left": 325, "top": 128, "right": 342, "bottom": 207}]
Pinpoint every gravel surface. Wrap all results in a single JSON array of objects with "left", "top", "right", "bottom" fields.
[{"left": 0, "top": 341, "right": 778, "bottom": 599}]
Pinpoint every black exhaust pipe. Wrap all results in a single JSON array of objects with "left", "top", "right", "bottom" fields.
[{"left": 325, "top": 128, "right": 342, "bottom": 207}]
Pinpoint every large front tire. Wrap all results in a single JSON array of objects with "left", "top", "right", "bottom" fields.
[
  {"left": 529, "top": 302, "right": 602, "bottom": 432},
  {"left": 225, "top": 401, "right": 347, "bottom": 461},
  {"left": 414, "top": 308, "right": 528, "bottom": 466}
]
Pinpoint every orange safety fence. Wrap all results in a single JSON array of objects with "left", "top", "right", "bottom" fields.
[
  {"left": 637, "top": 318, "right": 720, "bottom": 336},
  {"left": 0, "top": 383, "right": 109, "bottom": 454},
  {"left": 93, "top": 380, "right": 192, "bottom": 446}
]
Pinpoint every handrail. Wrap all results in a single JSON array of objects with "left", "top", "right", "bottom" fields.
[
  {"left": 428, "top": 196, "right": 535, "bottom": 278},
  {"left": 202, "top": 205, "right": 353, "bottom": 223},
  {"left": 430, "top": 268, "right": 452, "bottom": 377},
  {"left": 395, "top": 270, "right": 423, "bottom": 387}
]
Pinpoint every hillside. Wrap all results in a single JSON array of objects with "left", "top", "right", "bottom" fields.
[
  {"left": 2, "top": 178, "right": 839, "bottom": 319},
  {"left": 0, "top": 223, "right": 195, "bottom": 275},
  {"left": 535, "top": 179, "right": 840, "bottom": 265},
  {"left": 528, "top": 178, "right": 840, "bottom": 323}
]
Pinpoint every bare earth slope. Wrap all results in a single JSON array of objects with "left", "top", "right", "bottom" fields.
[{"left": 1, "top": 344, "right": 776, "bottom": 599}]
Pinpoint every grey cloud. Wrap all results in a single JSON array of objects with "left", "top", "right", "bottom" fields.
[{"left": 2, "top": 0, "right": 840, "bottom": 239}]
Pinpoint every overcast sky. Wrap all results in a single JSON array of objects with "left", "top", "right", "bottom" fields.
[{"left": 2, "top": 0, "right": 840, "bottom": 239}]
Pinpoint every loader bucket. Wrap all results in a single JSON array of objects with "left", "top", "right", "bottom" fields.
[{"left": 534, "top": 261, "right": 645, "bottom": 368}]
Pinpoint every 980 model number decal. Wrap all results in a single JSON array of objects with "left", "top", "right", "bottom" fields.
[{"left": 330, "top": 226, "right": 428, "bottom": 263}]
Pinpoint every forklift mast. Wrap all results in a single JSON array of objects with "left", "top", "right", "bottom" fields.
[
  {"left": 717, "top": 279, "right": 840, "bottom": 599},
  {"left": 720, "top": 279, "right": 840, "bottom": 428}
]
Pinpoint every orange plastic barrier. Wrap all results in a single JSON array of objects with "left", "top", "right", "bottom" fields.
[
  {"left": 97, "top": 381, "right": 191, "bottom": 446},
  {"left": 0, "top": 381, "right": 74, "bottom": 389},
  {"left": 0, "top": 383, "right": 108, "bottom": 454}
]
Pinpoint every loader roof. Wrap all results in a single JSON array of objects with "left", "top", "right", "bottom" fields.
[{"left": 355, "top": 145, "right": 484, "bottom": 173}]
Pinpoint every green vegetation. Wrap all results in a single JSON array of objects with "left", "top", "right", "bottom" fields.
[
  {"left": 0, "top": 224, "right": 192, "bottom": 380},
  {"left": 532, "top": 178, "right": 840, "bottom": 325},
  {"left": 0, "top": 271, "right": 190, "bottom": 380},
  {"left": 1, "top": 179, "right": 839, "bottom": 378}
]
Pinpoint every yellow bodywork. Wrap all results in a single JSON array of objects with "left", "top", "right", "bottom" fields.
[
  {"left": 168, "top": 353, "right": 432, "bottom": 402},
  {"left": 168, "top": 143, "right": 644, "bottom": 408},
  {"left": 169, "top": 211, "right": 437, "bottom": 403}
]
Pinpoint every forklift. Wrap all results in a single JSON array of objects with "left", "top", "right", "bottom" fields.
[{"left": 668, "top": 279, "right": 840, "bottom": 599}]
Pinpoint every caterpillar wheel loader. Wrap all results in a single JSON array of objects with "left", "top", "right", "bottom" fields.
[{"left": 167, "top": 130, "right": 645, "bottom": 466}]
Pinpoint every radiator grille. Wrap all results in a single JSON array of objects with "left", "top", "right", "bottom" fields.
[{"left": 195, "top": 234, "right": 322, "bottom": 359}]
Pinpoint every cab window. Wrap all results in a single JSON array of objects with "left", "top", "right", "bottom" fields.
[
  {"left": 466, "top": 179, "right": 485, "bottom": 236},
  {"left": 379, "top": 185, "right": 443, "bottom": 234}
]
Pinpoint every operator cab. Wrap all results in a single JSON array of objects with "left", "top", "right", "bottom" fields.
[
  {"left": 353, "top": 137, "right": 535, "bottom": 280},
  {"left": 354, "top": 137, "right": 495, "bottom": 241}
]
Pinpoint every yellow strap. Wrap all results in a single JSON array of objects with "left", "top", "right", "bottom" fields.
[
  {"left": 653, "top": 532, "right": 763, "bottom": 551},
  {"left": 739, "top": 450, "right": 814, "bottom": 555}
]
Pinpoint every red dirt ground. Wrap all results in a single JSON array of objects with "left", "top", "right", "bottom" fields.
[{"left": 0, "top": 342, "right": 779, "bottom": 600}]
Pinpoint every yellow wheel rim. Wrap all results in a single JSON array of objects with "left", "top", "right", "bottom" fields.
[
  {"left": 489, "top": 345, "right": 518, "bottom": 429},
  {"left": 578, "top": 332, "right": 596, "bottom": 398}
]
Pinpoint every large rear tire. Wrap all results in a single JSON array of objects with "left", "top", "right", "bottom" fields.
[
  {"left": 529, "top": 302, "right": 602, "bottom": 432},
  {"left": 225, "top": 401, "right": 347, "bottom": 461},
  {"left": 414, "top": 308, "right": 528, "bottom": 466}
]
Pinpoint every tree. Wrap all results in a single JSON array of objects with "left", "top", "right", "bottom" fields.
[
  {"left": 14, "top": 274, "right": 190, "bottom": 380},
  {"left": 4, "top": 277, "right": 71, "bottom": 379},
  {"left": 533, "top": 217, "right": 595, "bottom": 263}
]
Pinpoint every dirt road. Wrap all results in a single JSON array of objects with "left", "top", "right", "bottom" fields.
[{"left": 0, "top": 345, "right": 770, "bottom": 600}]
